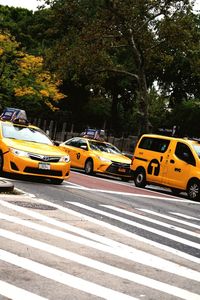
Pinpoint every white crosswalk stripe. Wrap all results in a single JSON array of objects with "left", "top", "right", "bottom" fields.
[
  {"left": 0, "top": 194, "right": 200, "bottom": 300},
  {"left": 0, "top": 280, "right": 48, "bottom": 300},
  {"left": 67, "top": 202, "right": 200, "bottom": 250}
]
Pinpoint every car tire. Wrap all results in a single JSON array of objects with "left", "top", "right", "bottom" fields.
[
  {"left": 84, "top": 159, "right": 93, "bottom": 175},
  {"left": 187, "top": 180, "right": 200, "bottom": 201},
  {"left": 134, "top": 168, "right": 146, "bottom": 188},
  {"left": 51, "top": 178, "right": 63, "bottom": 184}
]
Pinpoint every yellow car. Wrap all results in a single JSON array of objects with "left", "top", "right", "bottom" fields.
[
  {"left": 59, "top": 136, "right": 132, "bottom": 181},
  {"left": 131, "top": 133, "right": 200, "bottom": 201},
  {"left": 0, "top": 108, "right": 70, "bottom": 184}
]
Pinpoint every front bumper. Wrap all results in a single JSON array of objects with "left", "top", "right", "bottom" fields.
[
  {"left": 95, "top": 161, "right": 132, "bottom": 178},
  {"left": 3, "top": 152, "right": 70, "bottom": 180}
]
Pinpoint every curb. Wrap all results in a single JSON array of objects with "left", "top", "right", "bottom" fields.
[{"left": 0, "top": 179, "right": 14, "bottom": 193}]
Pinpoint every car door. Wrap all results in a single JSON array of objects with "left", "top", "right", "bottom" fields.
[
  {"left": 139, "top": 137, "right": 171, "bottom": 184},
  {"left": 163, "top": 142, "right": 195, "bottom": 189},
  {"left": 61, "top": 138, "right": 81, "bottom": 168},
  {"left": 74, "top": 139, "right": 89, "bottom": 169}
]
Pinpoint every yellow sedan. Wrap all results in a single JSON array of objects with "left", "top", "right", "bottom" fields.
[
  {"left": 59, "top": 137, "right": 132, "bottom": 181},
  {"left": 0, "top": 119, "right": 70, "bottom": 184}
]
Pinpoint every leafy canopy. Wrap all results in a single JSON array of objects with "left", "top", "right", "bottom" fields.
[{"left": 0, "top": 31, "right": 65, "bottom": 115}]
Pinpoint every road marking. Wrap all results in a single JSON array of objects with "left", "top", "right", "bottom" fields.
[
  {"left": 0, "top": 249, "right": 137, "bottom": 300},
  {"left": 1, "top": 197, "right": 198, "bottom": 264},
  {"left": 101, "top": 205, "right": 200, "bottom": 239},
  {"left": 69, "top": 202, "right": 200, "bottom": 250},
  {"left": 63, "top": 183, "right": 196, "bottom": 203},
  {"left": 170, "top": 212, "right": 200, "bottom": 221},
  {"left": 0, "top": 280, "right": 48, "bottom": 300},
  {"left": 1, "top": 229, "right": 199, "bottom": 299},
  {"left": 137, "top": 208, "right": 200, "bottom": 229},
  {"left": 1, "top": 211, "right": 199, "bottom": 281}
]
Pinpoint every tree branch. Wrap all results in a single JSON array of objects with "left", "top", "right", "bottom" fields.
[{"left": 91, "top": 68, "right": 139, "bottom": 82}]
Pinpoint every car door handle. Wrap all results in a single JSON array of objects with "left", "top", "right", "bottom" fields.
[
  {"left": 170, "top": 159, "right": 175, "bottom": 164},
  {"left": 160, "top": 156, "right": 163, "bottom": 162}
]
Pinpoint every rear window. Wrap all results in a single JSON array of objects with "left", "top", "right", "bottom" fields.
[{"left": 138, "top": 137, "right": 170, "bottom": 153}]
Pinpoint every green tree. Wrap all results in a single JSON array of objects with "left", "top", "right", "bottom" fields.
[
  {"left": 0, "top": 4, "right": 56, "bottom": 55},
  {"left": 154, "top": 11, "right": 200, "bottom": 105},
  {"left": 0, "top": 31, "right": 65, "bottom": 116},
  {"left": 169, "top": 100, "right": 200, "bottom": 137},
  {"left": 0, "top": 5, "right": 36, "bottom": 51},
  {"left": 42, "top": 0, "right": 196, "bottom": 135}
]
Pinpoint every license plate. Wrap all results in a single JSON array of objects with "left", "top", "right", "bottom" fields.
[
  {"left": 118, "top": 167, "right": 126, "bottom": 173},
  {"left": 39, "top": 162, "right": 50, "bottom": 170}
]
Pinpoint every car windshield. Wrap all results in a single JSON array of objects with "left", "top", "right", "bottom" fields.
[
  {"left": 89, "top": 140, "right": 121, "bottom": 154},
  {"left": 193, "top": 144, "right": 200, "bottom": 158},
  {"left": 2, "top": 123, "right": 53, "bottom": 145}
]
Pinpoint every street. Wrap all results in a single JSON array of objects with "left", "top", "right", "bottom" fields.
[{"left": 0, "top": 171, "right": 200, "bottom": 299}]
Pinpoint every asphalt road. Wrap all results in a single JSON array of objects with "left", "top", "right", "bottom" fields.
[{"left": 0, "top": 170, "right": 200, "bottom": 300}]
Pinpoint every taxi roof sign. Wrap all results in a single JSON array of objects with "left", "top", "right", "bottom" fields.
[
  {"left": 0, "top": 107, "right": 28, "bottom": 124},
  {"left": 80, "top": 128, "right": 105, "bottom": 140}
]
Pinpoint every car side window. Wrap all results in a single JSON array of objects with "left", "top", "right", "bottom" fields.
[
  {"left": 65, "top": 138, "right": 80, "bottom": 148},
  {"left": 78, "top": 139, "right": 88, "bottom": 149},
  {"left": 175, "top": 142, "right": 196, "bottom": 166},
  {"left": 138, "top": 137, "right": 170, "bottom": 153}
]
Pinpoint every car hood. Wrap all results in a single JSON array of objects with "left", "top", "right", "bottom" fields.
[
  {"left": 4, "top": 139, "right": 67, "bottom": 156},
  {"left": 93, "top": 151, "right": 131, "bottom": 164}
]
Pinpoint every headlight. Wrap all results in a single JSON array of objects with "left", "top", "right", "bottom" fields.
[
  {"left": 59, "top": 155, "right": 70, "bottom": 163},
  {"left": 97, "top": 155, "right": 111, "bottom": 163},
  {"left": 10, "top": 147, "right": 29, "bottom": 157}
]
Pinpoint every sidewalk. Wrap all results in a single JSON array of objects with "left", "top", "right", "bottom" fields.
[{"left": 0, "top": 178, "right": 14, "bottom": 193}]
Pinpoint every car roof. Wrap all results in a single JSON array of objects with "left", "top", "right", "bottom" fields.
[
  {"left": 73, "top": 136, "right": 112, "bottom": 144},
  {"left": 140, "top": 134, "right": 200, "bottom": 146}
]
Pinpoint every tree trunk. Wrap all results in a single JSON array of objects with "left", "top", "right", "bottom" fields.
[
  {"left": 137, "top": 68, "right": 150, "bottom": 135},
  {"left": 128, "top": 30, "right": 150, "bottom": 135}
]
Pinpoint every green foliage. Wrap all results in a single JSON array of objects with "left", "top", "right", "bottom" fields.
[
  {"left": 42, "top": 0, "right": 199, "bottom": 134},
  {"left": 0, "top": 1, "right": 200, "bottom": 136},
  {"left": 0, "top": 31, "right": 65, "bottom": 116},
  {"left": 169, "top": 100, "right": 200, "bottom": 137},
  {"left": 0, "top": 5, "right": 36, "bottom": 51},
  {"left": 154, "top": 11, "right": 200, "bottom": 103}
]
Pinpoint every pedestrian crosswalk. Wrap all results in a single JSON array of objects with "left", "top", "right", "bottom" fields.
[{"left": 0, "top": 193, "right": 200, "bottom": 299}]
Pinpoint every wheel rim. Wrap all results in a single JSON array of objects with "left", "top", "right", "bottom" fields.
[
  {"left": 136, "top": 173, "right": 143, "bottom": 184},
  {"left": 188, "top": 183, "right": 199, "bottom": 199}
]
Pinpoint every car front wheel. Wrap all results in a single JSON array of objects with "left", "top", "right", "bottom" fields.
[
  {"left": 187, "top": 180, "right": 200, "bottom": 201},
  {"left": 84, "top": 159, "right": 94, "bottom": 175},
  {"left": 134, "top": 169, "right": 146, "bottom": 188}
]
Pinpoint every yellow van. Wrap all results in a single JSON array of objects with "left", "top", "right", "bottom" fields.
[{"left": 130, "top": 134, "right": 200, "bottom": 201}]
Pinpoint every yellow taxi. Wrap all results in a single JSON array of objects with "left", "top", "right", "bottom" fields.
[
  {"left": 131, "top": 133, "right": 200, "bottom": 201},
  {"left": 59, "top": 133, "right": 132, "bottom": 181},
  {"left": 0, "top": 108, "right": 70, "bottom": 184}
]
